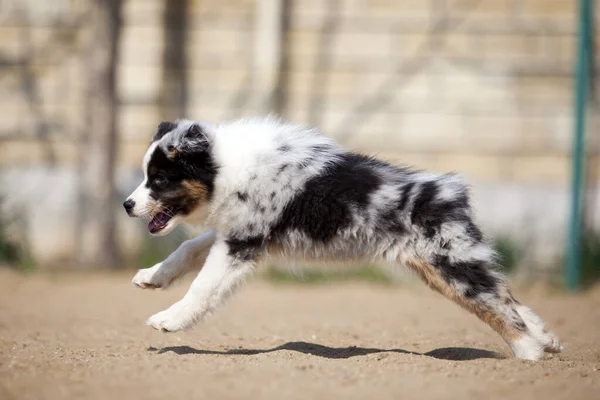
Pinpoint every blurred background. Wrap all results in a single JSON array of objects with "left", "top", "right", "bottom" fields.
[{"left": 0, "top": 0, "right": 598, "bottom": 288}]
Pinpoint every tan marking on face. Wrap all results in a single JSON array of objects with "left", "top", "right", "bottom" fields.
[
  {"left": 405, "top": 258, "right": 524, "bottom": 342},
  {"left": 181, "top": 180, "right": 209, "bottom": 202}
]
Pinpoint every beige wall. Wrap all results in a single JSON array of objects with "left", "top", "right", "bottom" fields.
[
  {"left": 0, "top": 0, "right": 598, "bottom": 265},
  {"left": 0, "top": 1, "right": 593, "bottom": 177}
]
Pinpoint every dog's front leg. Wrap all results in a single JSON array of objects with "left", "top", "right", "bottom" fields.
[
  {"left": 146, "top": 238, "right": 259, "bottom": 332},
  {"left": 132, "top": 230, "right": 216, "bottom": 289}
]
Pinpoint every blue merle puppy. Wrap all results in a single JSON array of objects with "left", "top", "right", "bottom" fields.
[{"left": 124, "top": 117, "right": 562, "bottom": 360}]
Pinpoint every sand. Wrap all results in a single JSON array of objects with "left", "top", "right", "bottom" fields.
[{"left": 0, "top": 269, "right": 598, "bottom": 400}]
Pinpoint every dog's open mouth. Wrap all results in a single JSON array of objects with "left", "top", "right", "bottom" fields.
[{"left": 148, "top": 211, "right": 173, "bottom": 234}]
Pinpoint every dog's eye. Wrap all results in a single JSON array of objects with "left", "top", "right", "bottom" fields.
[{"left": 154, "top": 174, "right": 167, "bottom": 187}]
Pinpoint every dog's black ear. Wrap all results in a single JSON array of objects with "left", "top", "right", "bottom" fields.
[
  {"left": 165, "top": 124, "right": 209, "bottom": 160},
  {"left": 152, "top": 121, "right": 176, "bottom": 143},
  {"left": 176, "top": 124, "right": 209, "bottom": 154},
  {"left": 185, "top": 124, "right": 203, "bottom": 140}
]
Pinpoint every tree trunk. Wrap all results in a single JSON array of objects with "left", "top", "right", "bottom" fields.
[
  {"left": 76, "top": 0, "right": 122, "bottom": 267},
  {"left": 159, "top": 0, "right": 188, "bottom": 120},
  {"left": 252, "top": 0, "right": 285, "bottom": 114}
]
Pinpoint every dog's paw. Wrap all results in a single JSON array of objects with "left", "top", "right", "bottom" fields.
[
  {"left": 132, "top": 263, "right": 170, "bottom": 289},
  {"left": 146, "top": 301, "right": 197, "bottom": 332},
  {"left": 541, "top": 329, "right": 564, "bottom": 354},
  {"left": 510, "top": 335, "right": 545, "bottom": 360},
  {"left": 515, "top": 305, "right": 564, "bottom": 354}
]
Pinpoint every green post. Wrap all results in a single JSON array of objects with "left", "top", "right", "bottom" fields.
[{"left": 566, "top": 0, "right": 593, "bottom": 291}]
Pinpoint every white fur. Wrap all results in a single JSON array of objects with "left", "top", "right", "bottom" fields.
[
  {"left": 146, "top": 239, "right": 255, "bottom": 331},
  {"left": 128, "top": 141, "right": 158, "bottom": 216},
  {"left": 510, "top": 335, "right": 545, "bottom": 361},
  {"left": 206, "top": 117, "right": 337, "bottom": 233},
  {"left": 515, "top": 305, "right": 564, "bottom": 353},
  {"left": 132, "top": 230, "right": 216, "bottom": 288}
]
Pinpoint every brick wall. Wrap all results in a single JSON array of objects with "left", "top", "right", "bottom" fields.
[{"left": 0, "top": 0, "right": 597, "bottom": 266}]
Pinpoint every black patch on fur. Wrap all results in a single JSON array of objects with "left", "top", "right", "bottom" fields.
[
  {"left": 411, "top": 182, "right": 473, "bottom": 239},
  {"left": 411, "top": 182, "right": 438, "bottom": 237},
  {"left": 186, "top": 124, "right": 203, "bottom": 139},
  {"left": 433, "top": 255, "right": 499, "bottom": 298},
  {"left": 226, "top": 236, "right": 264, "bottom": 261},
  {"left": 237, "top": 192, "right": 248, "bottom": 202},
  {"left": 465, "top": 220, "right": 483, "bottom": 242},
  {"left": 179, "top": 147, "right": 218, "bottom": 197},
  {"left": 515, "top": 320, "right": 527, "bottom": 332},
  {"left": 310, "top": 144, "right": 332, "bottom": 154},
  {"left": 379, "top": 207, "right": 407, "bottom": 235},
  {"left": 272, "top": 153, "right": 382, "bottom": 243},
  {"left": 277, "top": 164, "right": 290, "bottom": 175},
  {"left": 270, "top": 192, "right": 276, "bottom": 200},
  {"left": 174, "top": 124, "right": 210, "bottom": 155},
  {"left": 511, "top": 310, "right": 527, "bottom": 331},
  {"left": 508, "top": 291, "right": 521, "bottom": 305},
  {"left": 387, "top": 220, "right": 407, "bottom": 235},
  {"left": 397, "top": 182, "right": 415, "bottom": 212},
  {"left": 152, "top": 121, "right": 176, "bottom": 142},
  {"left": 259, "top": 206, "right": 266, "bottom": 214},
  {"left": 378, "top": 182, "right": 417, "bottom": 236}
]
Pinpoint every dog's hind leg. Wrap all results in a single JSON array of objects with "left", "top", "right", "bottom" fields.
[
  {"left": 403, "top": 239, "right": 562, "bottom": 360},
  {"left": 132, "top": 229, "right": 216, "bottom": 289}
]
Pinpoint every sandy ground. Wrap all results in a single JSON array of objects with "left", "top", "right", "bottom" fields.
[{"left": 0, "top": 269, "right": 599, "bottom": 400}]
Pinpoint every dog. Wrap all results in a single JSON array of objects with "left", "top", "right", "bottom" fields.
[{"left": 124, "top": 117, "right": 563, "bottom": 360}]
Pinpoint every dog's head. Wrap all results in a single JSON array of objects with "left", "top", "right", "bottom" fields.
[{"left": 124, "top": 120, "right": 217, "bottom": 235}]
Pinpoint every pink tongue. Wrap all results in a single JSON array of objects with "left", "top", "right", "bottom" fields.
[{"left": 148, "top": 212, "right": 170, "bottom": 233}]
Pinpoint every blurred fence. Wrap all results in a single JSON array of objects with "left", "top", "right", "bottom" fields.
[{"left": 0, "top": 0, "right": 598, "bottom": 276}]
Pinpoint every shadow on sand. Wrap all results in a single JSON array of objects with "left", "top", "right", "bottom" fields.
[{"left": 150, "top": 341, "right": 503, "bottom": 361}]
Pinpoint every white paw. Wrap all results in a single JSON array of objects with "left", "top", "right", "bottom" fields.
[
  {"left": 516, "top": 306, "right": 564, "bottom": 354},
  {"left": 146, "top": 301, "right": 197, "bottom": 332},
  {"left": 510, "top": 335, "right": 545, "bottom": 360},
  {"left": 132, "top": 263, "right": 170, "bottom": 289}
]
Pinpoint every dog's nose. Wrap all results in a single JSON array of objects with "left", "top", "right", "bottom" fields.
[{"left": 123, "top": 199, "right": 135, "bottom": 214}]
